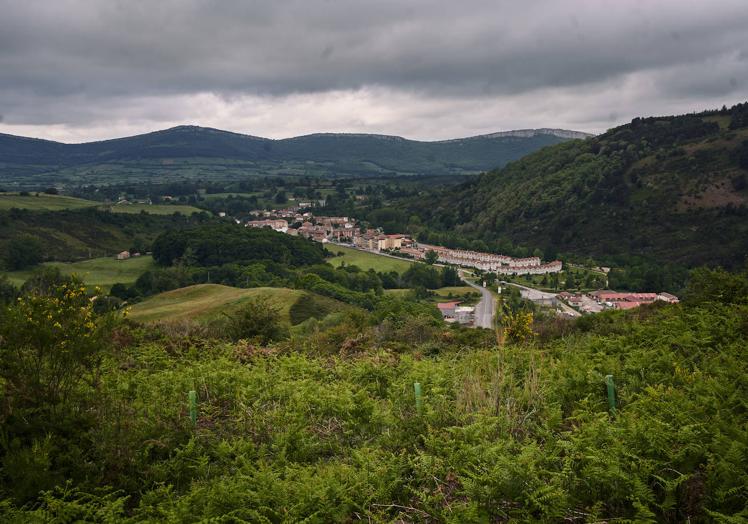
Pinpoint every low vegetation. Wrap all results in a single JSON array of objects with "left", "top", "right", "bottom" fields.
[{"left": 0, "top": 267, "right": 745, "bottom": 521}]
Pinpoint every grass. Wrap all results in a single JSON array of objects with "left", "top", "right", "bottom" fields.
[
  {"left": 0, "top": 193, "right": 203, "bottom": 216},
  {"left": 2, "top": 255, "right": 155, "bottom": 289},
  {"left": 201, "top": 192, "right": 261, "bottom": 200},
  {"left": 105, "top": 203, "right": 203, "bottom": 215},
  {"left": 127, "top": 284, "right": 308, "bottom": 324},
  {"left": 0, "top": 192, "right": 98, "bottom": 211},
  {"left": 432, "top": 286, "right": 481, "bottom": 306},
  {"left": 383, "top": 285, "right": 481, "bottom": 305},
  {"left": 327, "top": 245, "right": 413, "bottom": 274},
  {"left": 433, "top": 286, "right": 476, "bottom": 297}
]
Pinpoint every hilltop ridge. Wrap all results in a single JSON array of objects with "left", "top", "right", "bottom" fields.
[{"left": 0, "top": 125, "right": 589, "bottom": 185}]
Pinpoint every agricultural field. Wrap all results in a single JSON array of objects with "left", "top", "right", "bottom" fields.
[
  {"left": 432, "top": 286, "right": 481, "bottom": 304},
  {"left": 2, "top": 255, "right": 155, "bottom": 289},
  {"left": 327, "top": 245, "right": 413, "bottom": 274},
  {"left": 105, "top": 203, "right": 203, "bottom": 215},
  {"left": 383, "top": 285, "right": 481, "bottom": 306},
  {"left": 128, "top": 284, "right": 317, "bottom": 324},
  {"left": 0, "top": 192, "right": 98, "bottom": 211},
  {"left": 200, "top": 192, "right": 261, "bottom": 200},
  {"left": 432, "top": 285, "right": 476, "bottom": 298}
]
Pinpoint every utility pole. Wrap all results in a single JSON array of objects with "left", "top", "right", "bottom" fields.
[{"left": 495, "top": 285, "right": 505, "bottom": 347}]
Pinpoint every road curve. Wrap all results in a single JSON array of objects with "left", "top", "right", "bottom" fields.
[{"left": 462, "top": 275, "right": 495, "bottom": 329}]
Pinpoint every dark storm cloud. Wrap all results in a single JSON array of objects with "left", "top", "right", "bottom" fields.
[{"left": 0, "top": 0, "right": 746, "bottom": 141}]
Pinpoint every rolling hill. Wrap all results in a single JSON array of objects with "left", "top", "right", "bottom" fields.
[
  {"left": 405, "top": 102, "right": 748, "bottom": 271},
  {"left": 0, "top": 126, "right": 590, "bottom": 186},
  {"left": 0, "top": 192, "right": 99, "bottom": 211},
  {"left": 127, "top": 284, "right": 350, "bottom": 325}
]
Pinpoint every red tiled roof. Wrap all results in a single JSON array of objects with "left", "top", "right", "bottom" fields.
[
  {"left": 598, "top": 292, "right": 658, "bottom": 302},
  {"left": 437, "top": 301, "right": 461, "bottom": 310},
  {"left": 616, "top": 301, "right": 644, "bottom": 310}
]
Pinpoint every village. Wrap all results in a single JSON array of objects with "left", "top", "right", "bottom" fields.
[{"left": 239, "top": 206, "right": 679, "bottom": 323}]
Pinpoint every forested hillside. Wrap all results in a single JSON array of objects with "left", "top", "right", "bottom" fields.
[
  {"left": 0, "top": 208, "right": 205, "bottom": 266},
  {"left": 405, "top": 103, "right": 748, "bottom": 271},
  {"left": 0, "top": 126, "right": 580, "bottom": 185}
]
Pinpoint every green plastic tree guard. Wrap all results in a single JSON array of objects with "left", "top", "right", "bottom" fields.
[
  {"left": 605, "top": 375, "right": 616, "bottom": 414},
  {"left": 189, "top": 390, "right": 197, "bottom": 425},
  {"left": 414, "top": 382, "right": 423, "bottom": 415}
]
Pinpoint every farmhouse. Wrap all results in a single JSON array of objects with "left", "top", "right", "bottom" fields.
[
  {"left": 454, "top": 306, "right": 475, "bottom": 324},
  {"left": 376, "top": 234, "right": 403, "bottom": 251},
  {"left": 437, "top": 301, "right": 461, "bottom": 319},
  {"left": 657, "top": 292, "right": 680, "bottom": 303},
  {"left": 245, "top": 219, "right": 288, "bottom": 233}
]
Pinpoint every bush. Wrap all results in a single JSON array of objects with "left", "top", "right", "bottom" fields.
[
  {"left": 402, "top": 263, "right": 442, "bottom": 289},
  {"left": 0, "top": 278, "right": 112, "bottom": 412},
  {"left": 224, "top": 297, "right": 288, "bottom": 343},
  {"left": 289, "top": 292, "right": 339, "bottom": 325},
  {"left": 0, "top": 275, "right": 17, "bottom": 304},
  {"left": 3, "top": 235, "right": 43, "bottom": 270}
]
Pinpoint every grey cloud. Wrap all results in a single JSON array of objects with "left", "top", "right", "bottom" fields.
[{"left": 0, "top": 0, "right": 747, "bottom": 140}]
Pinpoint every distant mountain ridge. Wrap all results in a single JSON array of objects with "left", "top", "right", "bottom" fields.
[
  {"left": 0, "top": 125, "right": 590, "bottom": 185},
  {"left": 1, "top": 124, "right": 592, "bottom": 146}
]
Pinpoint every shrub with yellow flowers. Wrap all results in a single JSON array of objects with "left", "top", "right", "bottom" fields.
[
  {"left": 503, "top": 310, "right": 535, "bottom": 345},
  {"left": 0, "top": 278, "right": 112, "bottom": 414}
]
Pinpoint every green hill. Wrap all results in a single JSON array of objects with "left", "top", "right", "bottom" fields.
[
  {"left": 0, "top": 192, "right": 98, "bottom": 211},
  {"left": 2, "top": 255, "right": 155, "bottom": 289},
  {"left": 0, "top": 193, "right": 200, "bottom": 215},
  {"left": 127, "top": 284, "right": 349, "bottom": 324},
  {"left": 407, "top": 102, "right": 748, "bottom": 270},
  {"left": 0, "top": 126, "right": 587, "bottom": 186}
]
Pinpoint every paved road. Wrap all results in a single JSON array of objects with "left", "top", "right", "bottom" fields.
[
  {"left": 462, "top": 275, "right": 496, "bottom": 329},
  {"left": 505, "top": 282, "right": 557, "bottom": 301},
  {"left": 328, "top": 245, "right": 573, "bottom": 324},
  {"left": 505, "top": 282, "right": 581, "bottom": 317}
]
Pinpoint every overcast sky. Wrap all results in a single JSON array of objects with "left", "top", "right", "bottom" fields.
[{"left": 0, "top": 0, "right": 746, "bottom": 143}]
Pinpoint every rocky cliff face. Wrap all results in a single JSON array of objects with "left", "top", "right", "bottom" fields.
[{"left": 468, "top": 128, "right": 594, "bottom": 140}]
